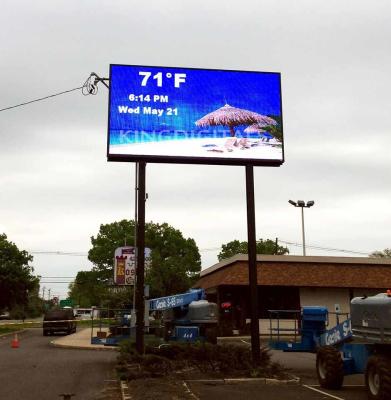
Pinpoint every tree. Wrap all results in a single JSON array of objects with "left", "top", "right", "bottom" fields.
[
  {"left": 68, "top": 272, "right": 135, "bottom": 309},
  {"left": 263, "top": 115, "right": 283, "bottom": 142},
  {"left": 0, "top": 233, "right": 39, "bottom": 311},
  {"left": 370, "top": 248, "right": 391, "bottom": 258},
  {"left": 87, "top": 220, "right": 201, "bottom": 299},
  {"left": 68, "top": 270, "right": 107, "bottom": 307},
  {"left": 218, "top": 238, "right": 289, "bottom": 261}
]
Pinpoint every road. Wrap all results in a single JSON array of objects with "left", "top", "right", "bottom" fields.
[{"left": 0, "top": 329, "right": 119, "bottom": 400}]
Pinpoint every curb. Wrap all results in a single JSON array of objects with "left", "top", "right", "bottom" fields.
[
  {"left": 185, "top": 376, "right": 300, "bottom": 385},
  {"left": 0, "top": 329, "right": 26, "bottom": 339},
  {"left": 50, "top": 341, "right": 118, "bottom": 351}
]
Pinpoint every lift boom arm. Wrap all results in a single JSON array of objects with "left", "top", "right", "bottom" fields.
[{"left": 149, "top": 289, "right": 205, "bottom": 311}]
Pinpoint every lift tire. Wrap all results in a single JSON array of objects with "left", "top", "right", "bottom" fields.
[
  {"left": 205, "top": 326, "right": 217, "bottom": 345},
  {"left": 316, "top": 346, "right": 344, "bottom": 389},
  {"left": 365, "top": 355, "right": 391, "bottom": 400}
]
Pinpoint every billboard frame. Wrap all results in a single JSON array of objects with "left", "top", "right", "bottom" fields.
[{"left": 107, "top": 64, "right": 284, "bottom": 167}]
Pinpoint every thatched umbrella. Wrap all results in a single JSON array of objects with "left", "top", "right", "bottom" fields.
[{"left": 195, "top": 104, "right": 275, "bottom": 137}]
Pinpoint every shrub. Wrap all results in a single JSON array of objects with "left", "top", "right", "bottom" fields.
[
  {"left": 118, "top": 340, "right": 277, "bottom": 379},
  {"left": 141, "top": 354, "right": 172, "bottom": 377}
]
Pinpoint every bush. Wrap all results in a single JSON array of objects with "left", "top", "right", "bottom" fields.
[
  {"left": 141, "top": 354, "right": 172, "bottom": 377},
  {"left": 118, "top": 340, "right": 276, "bottom": 379},
  {"left": 118, "top": 340, "right": 143, "bottom": 364}
]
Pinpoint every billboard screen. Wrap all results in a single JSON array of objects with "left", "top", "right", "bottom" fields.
[{"left": 107, "top": 65, "right": 284, "bottom": 166}]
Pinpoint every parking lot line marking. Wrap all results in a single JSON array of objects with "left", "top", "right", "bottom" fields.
[
  {"left": 311, "top": 384, "right": 365, "bottom": 388},
  {"left": 182, "top": 381, "right": 200, "bottom": 400},
  {"left": 303, "top": 385, "right": 345, "bottom": 400}
]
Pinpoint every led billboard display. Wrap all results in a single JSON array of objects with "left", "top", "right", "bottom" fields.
[{"left": 107, "top": 65, "right": 284, "bottom": 166}]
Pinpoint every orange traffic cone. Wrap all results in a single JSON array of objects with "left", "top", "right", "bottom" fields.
[{"left": 11, "top": 333, "right": 19, "bottom": 348}]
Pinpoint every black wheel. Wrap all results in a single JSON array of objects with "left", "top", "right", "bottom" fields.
[
  {"left": 205, "top": 326, "right": 217, "bottom": 345},
  {"left": 365, "top": 355, "right": 391, "bottom": 400},
  {"left": 43, "top": 330, "right": 48, "bottom": 336},
  {"left": 316, "top": 346, "right": 344, "bottom": 389}
]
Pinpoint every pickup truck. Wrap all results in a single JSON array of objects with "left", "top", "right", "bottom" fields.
[{"left": 43, "top": 309, "right": 76, "bottom": 336}]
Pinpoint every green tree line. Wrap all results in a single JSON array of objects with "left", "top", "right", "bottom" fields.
[{"left": 0, "top": 233, "right": 42, "bottom": 317}]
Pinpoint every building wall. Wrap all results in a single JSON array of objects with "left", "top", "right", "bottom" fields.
[
  {"left": 352, "top": 288, "right": 382, "bottom": 298},
  {"left": 257, "top": 318, "right": 298, "bottom": 335},
  {"left": 215, "top": 285, "right": 387, "bottom": 336},
  {"left": 258, "top": 288, "right": 384, "bottom": 335},
  {"left": 300, "top": 287, "right": 351, "bottom": 328}
]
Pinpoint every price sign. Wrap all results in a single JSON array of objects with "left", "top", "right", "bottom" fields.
[{"left": 114, "top": 246, "right": 151, "bottom": 286}]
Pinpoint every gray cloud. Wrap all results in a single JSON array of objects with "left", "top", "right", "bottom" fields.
[{"left": 1, "top": 0, "right": 391, "bottom": 298}]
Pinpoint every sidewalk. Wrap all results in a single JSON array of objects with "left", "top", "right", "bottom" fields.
[{"left": 51, "top": 327, "right": 118, "bottom": 351}]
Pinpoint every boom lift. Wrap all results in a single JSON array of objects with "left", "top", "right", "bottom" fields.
[
  {"left": 269, "top": 292, "right": 391, "bottom": 399},
  {"left": 91, "top": 289, "right": 218, "bottom": 345},
  {"left": 150, "top": 289, "right": 218, "bottom": 344}
]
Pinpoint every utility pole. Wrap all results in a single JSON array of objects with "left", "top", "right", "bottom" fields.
[
  {"left": 48, "top": 289, "right": 51, "bottom": 301},
  {"left": 42, "top": 286, "right": 46, "bottom": 299}
]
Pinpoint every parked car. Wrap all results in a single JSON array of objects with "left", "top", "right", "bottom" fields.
[
  {"left": 74, "top": 307, "right": 100, "bottom": 320},
  {"left": 43, "top": 309, "right": 76, "bottom": 336},
  {"left": 0, "top": 311, "right": 10, "bottom": 320}
]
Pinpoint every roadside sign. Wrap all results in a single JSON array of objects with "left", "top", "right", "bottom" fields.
[
  {"left": 60, "top": 299, "right": 73, "bottom": 308},
  {"left": 114, "top": 246, "right": 151, "bottom": 285}
]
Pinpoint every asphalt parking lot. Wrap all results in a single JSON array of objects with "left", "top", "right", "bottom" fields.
[
  {"left": 186, "top": 381, "right": 367, "bottom": 400},
  {"left": 205, "top": 338, "right": 369, "bottom": 400}
]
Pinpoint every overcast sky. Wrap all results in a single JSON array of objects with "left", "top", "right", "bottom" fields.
[{"left": 1, "top": 0, "right": 391, "bottom": 299}]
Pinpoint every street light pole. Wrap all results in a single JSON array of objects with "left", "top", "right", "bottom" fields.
[
  {"left": 288, "top": 200, "right": 315, "bottom": 256},
  {"left": 301, "top": 206, "right": 306, "bottom": 256}
]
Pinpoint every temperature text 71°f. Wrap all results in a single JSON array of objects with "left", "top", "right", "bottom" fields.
[{"left": 139, "top": 71, "right": 187, "bottom": 88}]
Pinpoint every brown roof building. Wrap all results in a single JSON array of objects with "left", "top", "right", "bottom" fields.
[{"left": 195, "top": 255, "right": 391, "bottom": 335}]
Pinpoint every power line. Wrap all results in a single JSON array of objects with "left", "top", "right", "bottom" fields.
[
  {"left": 200, "top": 247, "right": 220, "bottom": 252},
  {"left": 29, "top": 247, "right": 219, "bottom": 256},
  {"left": 0, "top": 86, "right": 83, "bottom": 112},
  {"left": 200, "top": 240, "right": 371, "bottom": 256},
  {"left": 30, "top": 251, "right": 87, "bottom": 256},
  {"left": 28, "top": 240, "right": 372, "bottom": 260},
  {"left": 0, "top": 73, "right": 102, "bottom": 113},
  {"left": 279, "top": 239, "right": 370, "bottom": 256}
]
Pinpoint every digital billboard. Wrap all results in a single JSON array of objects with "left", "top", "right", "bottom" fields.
[{"left": 107, "top": 65, "right": 284, "bottom": 166}]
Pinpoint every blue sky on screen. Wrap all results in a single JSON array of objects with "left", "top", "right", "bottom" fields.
[{"left": 109, "top": 65, "right": 281, "bottom": 139}]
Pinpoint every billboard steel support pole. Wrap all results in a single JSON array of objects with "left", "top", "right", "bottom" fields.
[
  {"left": 245, "top": 165, "right": 261, "bottom": 365},
  {"left": 133, "top": 162, "right": 138, "bottom": 324},
  {"left": 135, "top": 161, "right": 146, "bottom": 354}
]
